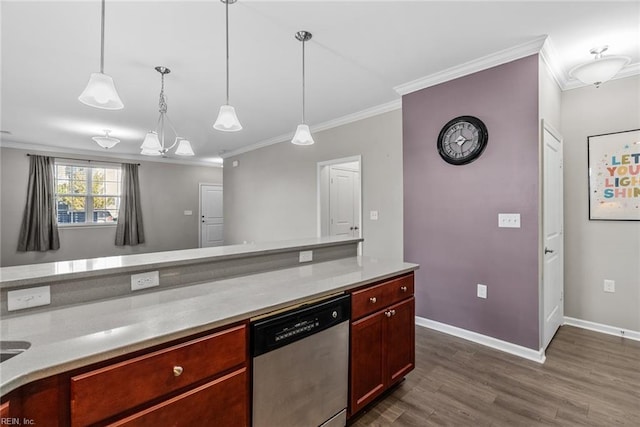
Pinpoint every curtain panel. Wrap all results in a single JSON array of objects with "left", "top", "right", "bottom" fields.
[
  {"left": 115, "top": 163, "right": 145, "bottom": 246},
  {"left": 17, "top": 155, "right": 60, "bottom": 252}
]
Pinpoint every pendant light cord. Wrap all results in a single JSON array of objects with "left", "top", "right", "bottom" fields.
[
  {"left": 301, "top": 38, "right": 306, "bottom": 124},
  {"left": 100, "top": 0, "right": 105, "bottom": 73},
  {"left": 225, "top": 0, "right": 230, "bottom": 106}
]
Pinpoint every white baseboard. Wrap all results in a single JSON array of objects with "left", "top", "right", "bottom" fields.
[
  {"left": 415, "top": 316, "right": 546, "bottom": 364},
  {"left": 564, "top": 317, "right": 640, "bottom": 342}
]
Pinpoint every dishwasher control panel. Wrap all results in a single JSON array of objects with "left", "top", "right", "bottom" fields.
[{"left": 251, "top": 294, "right": 351, "bottom": 357}]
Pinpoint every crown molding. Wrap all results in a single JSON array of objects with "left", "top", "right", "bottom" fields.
[
  {"left": 539, "top": 36, "right": 567, "bottom": 89},
  {"left": 221, "top": 99, "right": 401, "bottom": 159},
  {"left": 0, "top": 140, "right": 223, "bottom": 168},
  {"left": 394, "top": 35, "right": 548, "bottom": 96}
]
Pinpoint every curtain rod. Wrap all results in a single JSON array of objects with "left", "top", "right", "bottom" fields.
[{"left": 27, "top": 154, "right": 140, "bottom": 166}]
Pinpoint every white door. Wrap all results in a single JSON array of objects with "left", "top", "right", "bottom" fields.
[
  {"left": 542, "top": 124, "right": 564, "bottom": 349},
  {"left": 329, "top": 167, "right": 359, "bottom": 237},
  {"left": 200, "top": 184, "right": 223, "bottom": 247}
]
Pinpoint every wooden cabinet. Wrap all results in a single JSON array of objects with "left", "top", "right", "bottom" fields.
[{"left": 349, "top": 273, "right": 415, "bottom": 416}]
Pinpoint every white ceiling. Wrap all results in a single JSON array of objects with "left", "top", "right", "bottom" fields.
[{"left": 1, "top": 1, "right": 639, "bottom": 165}]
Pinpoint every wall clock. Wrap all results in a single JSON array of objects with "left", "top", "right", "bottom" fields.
[{"left": 437, "top": 115, "right": 488, "bottom": 165}]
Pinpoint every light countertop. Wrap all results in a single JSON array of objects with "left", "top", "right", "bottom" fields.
[{"left": 0, "top": 256, "right": 417, "bottom": 396}]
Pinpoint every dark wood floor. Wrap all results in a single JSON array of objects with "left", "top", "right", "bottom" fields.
[{"left": 350, "top": 325, "right": 640, "bottom": 426}]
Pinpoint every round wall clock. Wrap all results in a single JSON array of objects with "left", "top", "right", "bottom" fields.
[{"left": 437, "top": 115, "right": 488, "bottom": 165}]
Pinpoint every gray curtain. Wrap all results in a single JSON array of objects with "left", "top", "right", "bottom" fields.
[
  {"left": 17, "top": 155, "right": 60, "bottom": 252},
  {"left": 115, "top": 163, "right": 145, "bottom": 246}
]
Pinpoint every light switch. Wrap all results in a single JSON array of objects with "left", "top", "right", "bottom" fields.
[
  {"left": 232, "top": 160, "right": 239, "bottom": 167},
  {"left": 498, "top": 213, "right": 521, "bottom": 228},
  {"left": 184, "top": 210, "right": 193, "bottom": 216},
  {"left": 370, "top": 210, "right": 379, "bottom": 220},
  {"left": 477, "top": 284, "right": 487, "bottom": 299}
]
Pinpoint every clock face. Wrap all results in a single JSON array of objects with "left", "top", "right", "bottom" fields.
[{"left": 437, "top": 116, "right": 488, "bottom": 165}]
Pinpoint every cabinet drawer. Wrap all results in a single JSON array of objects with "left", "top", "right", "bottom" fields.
[
  {"left": 71, "top": 324, "right": 246, "bottom": 427},
  {"left": 109, "top": 368, "right": 248, "bottom": 427},
  {"left": 351, "top": 274, "right": 414, "bottom": 319}
]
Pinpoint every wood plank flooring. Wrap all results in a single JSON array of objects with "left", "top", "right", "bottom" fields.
[{"left": 349, "top": 325, "right": 640, "bottom": 426}]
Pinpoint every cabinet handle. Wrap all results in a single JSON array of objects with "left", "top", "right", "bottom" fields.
[
  {"left": 400, "top": 286, "right": 407, "bottom": 292},
  {"left": 385, "top": 311, "right": 392, "bottom": 318},
  {"left": 369, "top": 297, "right": 377, "bottom": 304},
  {"left": 390, "top": 309, "right": 396, "bottom": 316},
  {"left": 173, "top": 366, "right": 184, "bottom": 377}
]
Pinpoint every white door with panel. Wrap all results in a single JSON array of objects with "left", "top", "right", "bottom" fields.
[
  {"left": 329, "top": 167, "right": 360, "bottom": 237},
  {"left": 200, "top": 184, "right": 223, "bottom": 247},
  {"left": 542, "top": 124, "right": 564, "bottom": 349}
]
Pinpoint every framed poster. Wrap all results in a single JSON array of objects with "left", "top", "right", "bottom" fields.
[{"left": 588, "top": 129, "right": 640, "bottom": 220}]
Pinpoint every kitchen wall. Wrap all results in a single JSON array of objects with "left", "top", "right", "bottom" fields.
[
  {"left": 561, "top": 75, "right": 640, "bottom": 332},
  {"left": 403, "top": 55, "right": 541, "bottom": 350},
  {"left": 0, "top": 147, "right": 222, "bottom": 266},
  {"left": 223, "top": 109, "right": 403, "bottom": 260}
]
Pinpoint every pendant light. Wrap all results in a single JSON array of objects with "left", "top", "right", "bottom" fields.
[
  {"left": 213, "top": 0, "right": 242, "bottom": 132},
  {"left": 92, "top": 130, "right": 120, "bottom": 149},
  {"left": 141, "top": 66, "right": 195, "bottom": 157},
  {"left": 78, "top": 0, "right": 124, "bottom": 110},
  {"left": 291, "top": 31, "right": 314, "bottom": 146},
  {"left": 569, "top": 46, "right": 630, "bottom": 88}
]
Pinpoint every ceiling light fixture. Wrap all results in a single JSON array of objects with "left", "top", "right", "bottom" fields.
[
  {"left": 213, "top": 0, "right": 242, "bottom": 132},
  {"left": 569, "top": 46, "right": 630, "bottom": 88},
  {"left": 78, "top": 0, "right": 124, "bottom": 110},
  {"left": 140, "top": 66, "right": 194, "bottom": 157},
  {"left": 92, "top": 130, "right": 120, "bottom": 149},
  {"left": 291, "top": 31, "right": 314, "bottom": 146}
]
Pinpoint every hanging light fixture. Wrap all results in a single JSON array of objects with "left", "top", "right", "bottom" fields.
[
  {"left": 141, "top": 66, "right": 194, "bottom": 157},
  {"left": 78, "top": 0, "right": 124, "bottom": 110},
  {"left": 213, "top": 0, "right": 242, "bottom": 132},
  {"left": 92, "top": 130, "right": 120, "bottom": 149},
  {"left": 569, "top": 46, "right": 630, "bottom": 88},
  {"left": 291, "top": 31, "right": 314, "bottom": 146}
]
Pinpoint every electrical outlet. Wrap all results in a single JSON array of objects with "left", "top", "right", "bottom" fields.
[
  {"left": 477, "top": 284, "right": 487, "bottom": 299},
  {"left": 370, "top": 210, "right": 379, "bottom": 220},
  {"left": 7, "top": 286, "right": 51, "bottom": 311},
  {"left": 498, "top": 213, "right": 521, "bottom": 228},
  {"left": 131, "top": 271, "right": 160, "bottom": 291},
  {"left": 299, "top": 250, "right": 313, "bottom": 263},
  {"left": 604, "top": 279, "right": 615, "bottom": 293}
]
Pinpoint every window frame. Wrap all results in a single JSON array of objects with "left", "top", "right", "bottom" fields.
[{"left": 54, "top": 160, "right": 122, "bottom": 227}]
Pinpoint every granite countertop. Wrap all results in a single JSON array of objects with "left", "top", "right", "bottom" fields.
[{"left": 0, "top": 256, "right": 417, "bottom": 396}]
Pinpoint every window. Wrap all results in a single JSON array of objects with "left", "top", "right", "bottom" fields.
[{"left": 54, "top": 161, "right": 121, "bottom": 225}]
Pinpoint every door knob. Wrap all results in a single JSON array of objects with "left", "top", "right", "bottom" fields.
[
  {"left": 544, "top": 248, "right": 554, "bottom": 254},
  {"left": 354, "top": 226, "right": 359, "bottom": 230}
]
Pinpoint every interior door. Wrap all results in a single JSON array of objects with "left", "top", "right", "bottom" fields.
[
  {"left": 542, "top": 125, "right": 564, "bottom": 349},
  {"left": 329, "top": 167, "right": 359, "bottom": 237},
  {"left": 200, "top": 184, "right": 223, "bottom": 247}
]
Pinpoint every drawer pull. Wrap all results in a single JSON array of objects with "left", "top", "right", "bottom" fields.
[
  {"left": 390, "top": 309, "right": 396, "bottom": 316},
  {"left": 173, "top": 366, "right": 184, "bottom": 377},
  {"left": 369, "top": 297, "right": 377, "bottom": 304},
  {"left": 400, "top": 286, "right": 407, "bottom": 292},
  {"left": 385, "top": 311, "right": 392, "bottom": 318}
]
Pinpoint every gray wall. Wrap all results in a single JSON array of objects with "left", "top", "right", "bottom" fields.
[
  {"left": 403, "top": 55, "right": 541, "bottom": 350},
  {"left": 561, "top": 75, "right": 640, "bottom": 332},
  {"left": 1, "top": 147, "right": 222, "bottom": 266},
  {"left": 223, "top": 109, "right": 403, "bottom": 260}
]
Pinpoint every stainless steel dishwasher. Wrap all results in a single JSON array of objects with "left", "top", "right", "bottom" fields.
[{"left": 251, "top": 294, "right": 351, "bottom": 427}]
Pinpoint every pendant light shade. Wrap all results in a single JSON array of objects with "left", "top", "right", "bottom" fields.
[
  {"left": 175, "top": 139, "right": 195, "bottom": 156},
  {"left": 569, "top": 46, "right": 630, "bottom": 88},
  {"left": 141, "top": 131, "right": 162, "bottom": 151},
  {"left": 291, "top": 31, "right": 314, "bottom": 146},
  {"left": 214, "top": 0, "right": 242, "bottom": 132},
  {"left": 92, "top": 130, "right": 120, "bottom": 149},
  {"left": 79, "top": 0, "right": 123, "bottom": 110}
]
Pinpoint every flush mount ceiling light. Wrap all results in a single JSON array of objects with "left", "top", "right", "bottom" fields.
[
  {"left": 569, "top": 46, "right": 631, "bottom": 88},
  {"left": 140, "top": 66, "right": 194, "bottom": 157},
  {"left": 78, "top": 0, "right": 124, "bottom": 110},
  {"left": 213, "top": 0, "right": 242, "bottom": 132},
  {"left": 291, "top": 30, "right": 314, "bottom": 146},
  {"left": 92, "top": 130, "right": 120, "bottom": 149}
]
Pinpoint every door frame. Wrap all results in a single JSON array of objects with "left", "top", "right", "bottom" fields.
[
  {"left": 198, "top": 182, "right": 223, "bottom": 248},
  {"left": 539, "top": 119, "right": 564, "bottom": 350},
  {"left": 316, "top": 155, "right": 362, "bottom": 242}
]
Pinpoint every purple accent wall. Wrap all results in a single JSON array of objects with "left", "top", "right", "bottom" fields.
[{"left": 403, "top": 55, "right": 540, "bottom": 350}]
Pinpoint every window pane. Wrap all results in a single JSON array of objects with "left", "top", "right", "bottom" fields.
[
  {"left": 57, "top": 196, "right": 86, "bottom": 224},
  {"left": 93, "top": 197, "right": 119, "bottom": 222},
  {"left": 56, "top": 179, "right": 70, "bottom": 194}
]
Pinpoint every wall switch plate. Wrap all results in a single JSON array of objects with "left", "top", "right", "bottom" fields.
[
  {"left": 299, "top": 250, "right": 313, "bottom": 263},
  {"left": 232, "top": 160, "right": 239, "bottom": 167},
  {"left": 370, "top": 210, "right": 379, "bottom": 220},
  {"left": 7, "top": 286, "right": 51, "bottom": 311},
  {"left": 477, "top": 284, "right": 487, "bottom": 299},
  {"left": 131, "top": 271, "right": 160, "bottom": 291},
  {"left": 604, "top": 279, "right": 615, "bottom": 293},
  {"left": 184, "top": 210, "right": 193, "bottom": 216},
  {"left": 498, "top": 213, "right": 521, "bottom": 228}
]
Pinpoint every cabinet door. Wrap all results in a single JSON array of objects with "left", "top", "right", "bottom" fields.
[
  {"left": 385, "top": 297, "right": 415, "bottom": 385},
  {"left": 350, "top": 311, "right": 385, "bottom": 416},
  {"left": 109, "top": 368, "right": 248, "bottom": 427}
]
